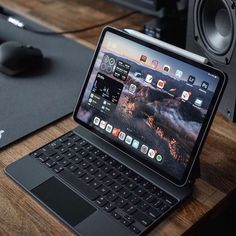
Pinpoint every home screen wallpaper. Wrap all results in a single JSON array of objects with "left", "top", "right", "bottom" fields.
[{"left": 76, "top": 31, "right": 219, "bottom": 180}]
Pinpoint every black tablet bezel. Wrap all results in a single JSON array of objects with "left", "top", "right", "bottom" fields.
[{"left": 73, "top": 27, "right": 227, "bottom": 186}]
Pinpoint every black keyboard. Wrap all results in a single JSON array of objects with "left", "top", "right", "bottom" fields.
[{"left": 31, "top": 131, "right": 178, "bottom": 235}]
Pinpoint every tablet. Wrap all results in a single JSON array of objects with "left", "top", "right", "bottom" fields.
[{"left": 74, "top": 27, "right": 227, "bottom": 186}]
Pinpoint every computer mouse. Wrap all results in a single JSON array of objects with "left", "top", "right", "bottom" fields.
[{"left": 0, "top": 41, "right": 43, "bottom": 76}]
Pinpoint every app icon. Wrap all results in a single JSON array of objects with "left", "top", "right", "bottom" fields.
[
  {"left": 163, "top": 65, "right": 170, "bottom": 73},
  {"left": 141, "top": 145, "right": 148, "bottom": 154},
  {"left": 188, "top": 76, "right": 195, "bottom": 84},
  {"left": 132, "top": 139, "right": 140, "bottom": 149},
  {"left": 129, "top": 84, "right": 137, "bottom": 94},
  {"left": 134, "top": 72, "right": 142, "bottom": 78},
  {"left": 181, "top": 91, "right": 191, "bottom": 101},
  {"left": 140, "top": 55, "right": 147, "bottom": 63},
  {"left": 151, "top": 60, "right": 158, "bottom": 69},
  {"left": 112, "top": 128, "right": 120, "bottom": 137},
  {"left": 118, "top": 131, "right": 126, "bottom": 141},
  {"left": 93, "top": 117, "right": 100, "bottom": 126},
  {"left": 157, "top": 80, "right": 166, "bottom": 89},
  {"left": 156, "top": 154, "right": 163, "bottom": 163},
  {"left": 100, "top": 120, "right": 107, "bottom": 129},
  {"left": 125, "top": 135, "right": 133, "bottom": 145},
  {"left": 109, "top": 57, "right": 116, "bottom": 66},
  {"left": 201, "top": 81, "right": 209, "bottom": 91},
  {"left": 106, "top": 124, "right": 113, "bottom": 133},
  {"left": 148, "top": 149, "right": 156, "bottom": 159},
  {"left": 145, "top": 74, "right": 153, "bottom": 84},
  {"left": 175, "top": 70, "right": 183, "bottom": 79},
  {"left": 194, "top": 98, "right": 203, "bottom": 107}
]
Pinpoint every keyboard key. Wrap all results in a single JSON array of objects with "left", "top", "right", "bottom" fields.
[
  {"left": 163, "top": 194, "right": 178, "bottom": 206},
  {"left": 64, "top": 151, "right": 76, "bottom": 159},
  {"left": 96, "top": 196, "right": 108, "bottom": 207},
  {"left": 49, "top": 141, "right": 62, "bottom": 149},
  {"left": 109, "top": 170, "right": 120, "bottom": 179},
  {"left": 45, "top": 160, "right": 57, "bottom": 168},
  {"left": 137, "top": 201, "right": 150, "bottom": 211},
  {"left": 67, "top": 164, "right": 78, "bottom": 172},
  {"left": 124, "top": 205, "right": 137, "bottom": 215},
  {"left": 106, "top": 192, "right": 118, "bottom": 202},
  {"left": 157, "top": 189, "right": 164, "bottom": 197},
  {"left": 80, "top": 161, "right": 90, "bottom": 169},
  {"left": 87, "top": 155, "right": 97, "bottom": 163},
  {"left": 124, "top": 169, "right": 134, "bottom": 177},
  {"left": 125, "top": 181, "right": 137, "bottom": 191},
  {"left": 97, "top": 185, "right": 110, "bottom": 195},
  {"left": 120, "top": 218, "right": 131, "bottom": 227},
  {"left": 150, "top": 185, "right": 158, "bottom": 194},
  {"left": 94, "top": 171, "right": 106, "bottom": 180},
  {"left": 133, "top": 175, "right": 144, "bottom": 184},
  {"left": 79, "top": 149, "right": 89, "bottom": 158},
  {"left": 147, "top": 208, "right": 161, "bottom": 219},
  {"left": 110, "top": 183, "right": 122, "bottom": 192},
  {"left": 70, "top": 134, "right": 81, "bottom": 142},
  {"left": 124, "top": 215, "right": 135, "bottom": 224},
  {"left": 100, "top": 153, "right": 110, "bottom": 161},
  {"left": 101, "top": 164, "right": 112, "bottom": 173},
  {"left": 59, "top": 171, "right": 99, "bottom": 201},
  {"left": 102, "top": 177, "right": 114, "bottom": 186},
  {"left": 76, "top": 169, "right": 86, "bottom": 178},
  {"left": 85, "top": 144, "right": 95, "bottom": 151},
  {"left": 111, "top": 211, "right": 121, "bottom": 220},
  {"left": 93, "top": 148, "right": 102, "bottom": 156},
  {"left": 119, "top": 188, "right": 131, "bottom": 199},
  {"left": 90, "top": 180, "right": 102, "bottom": 189},
  {"left": 73, "top": 156, "right": 83, "bottom": 164},
  {"left": 58, "top": 146, "right": 67, "bottom": 154},
  {"left": 53, "top": 165, "right": 64, "bottom": 173},
  {"left": 129, "top": 195, "right": 141, "bottom": 205},
  {"left": 52, "top": 154, "right": 63, "bottom": 162},
  {"left": 116, "top": 198, "right": 127, "bottom": 208},
  {"left": 87, "top": 166, "right": 98, "bottom": 175},
  {"left": 31, "top": 150, "right": 43, "bottom": 158},
  {"left": 130, "top": 225, "right": 141, "bottom": 234},
  {"left": 94, "top": 160, "right": 104, "bottom": 168},
  {"left": 159, "top": 203, "right": 170, "bottom": 213},
  {"left": 133, "top": 210, "right": 153, "bottom": 227},
  {"left": 108, "top": 159, "right": 118, "bottom": 167},
  {"left": 39, "top": 154, "right": 49, "bottom": 163},
  {"left": 59, "top": 159, "right": 71, "bottom": 167},
  {"left": 71, "top": 144, "right": 82, "bottom": 153},
  {"left": 141, "top": 180, "right": 152, "bottom": 189},
  {"left": 116, "top": 175, "right": 128, "bottom": 185},
  {"left": 134, "top": 187, "right": 146, "bottom": 197},
  {"left": 117, "top": 163, "right": 126, "bottom": 172},
  {"left": 153, "top": 199, "right": 163, "bottom": 208},
  {"left": 82, "top": 174, "right": 94, "bottom": 183},
  {"left": 63, "top": 140, "right": 74, "bottom": 148},
  {"left": 78, "top": 139, "right": 88, "bottom": 146},
  {"left": 104, "top": 203, "right": 116, "bottom": 212},
  {"left": 145, "top": 194, "right": 156, "bottom": 203},
  {"left": 43, "top": 146, "right": 57, "bottom": 157}
]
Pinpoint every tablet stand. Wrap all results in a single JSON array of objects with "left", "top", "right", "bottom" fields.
[{"left": 125, "top": 29, "right": 206, "bottom": 185}]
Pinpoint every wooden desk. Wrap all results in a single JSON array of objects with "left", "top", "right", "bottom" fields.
[{"left": 0, "top": 1, "right": 236, "bottom": 235}]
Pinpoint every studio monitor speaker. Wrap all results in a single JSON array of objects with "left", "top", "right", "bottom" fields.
[{"left": 186, "top": 0, "right": 236, "bottom": 121}]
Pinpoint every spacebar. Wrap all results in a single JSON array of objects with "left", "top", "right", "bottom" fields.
[{"left": 59, "top": 171, "right": 99, "bottom": 201}]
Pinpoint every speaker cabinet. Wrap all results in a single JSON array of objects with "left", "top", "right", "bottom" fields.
[{"left": 186, "top": 0, "right": 236, "bottom": 122}]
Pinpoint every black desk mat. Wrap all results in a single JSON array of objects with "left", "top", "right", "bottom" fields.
[{"left": 0, "top": 9, "right": 93, "bottom": 148}]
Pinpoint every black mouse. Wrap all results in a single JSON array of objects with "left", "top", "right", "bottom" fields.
[{"left": 0, "top": 41, "right": 43, "bottom": 76}]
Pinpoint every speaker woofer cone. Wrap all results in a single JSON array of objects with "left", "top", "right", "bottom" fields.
[{"left": 197, "top": 0, "right": 234, "bottom": 55}]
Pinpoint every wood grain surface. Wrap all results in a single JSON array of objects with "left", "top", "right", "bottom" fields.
[{"left": 0, "top": 1, "right": 235, "bottom": 235}]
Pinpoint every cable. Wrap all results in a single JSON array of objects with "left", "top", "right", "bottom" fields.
[{"left": 4, "top": 10, "right": 138, "bottom": 36}]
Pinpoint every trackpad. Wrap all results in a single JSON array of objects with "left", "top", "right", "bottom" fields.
[{"left": 31, "top": 177, "right": 96, "bottom": 227}]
